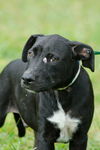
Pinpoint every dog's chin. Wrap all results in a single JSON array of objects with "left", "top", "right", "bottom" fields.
[
  {"left": 26, "top": 87, "right": 51, "bottom": 93},
  {"left": 25, "top": 89, "right": 36, "bottom": 94},
  {"left": 24, "top": 85, "right": 56, "bottom": 94},
  {"left": 21, "top": 80, "right": 58, "bottom": 93},
  {"left": 23, "top": 88, "right": 45, "bottom": 94}
]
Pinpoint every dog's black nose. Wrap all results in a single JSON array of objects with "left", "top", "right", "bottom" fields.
[{"left": 22, "top": 75, "right": 34, "bottom": 85}]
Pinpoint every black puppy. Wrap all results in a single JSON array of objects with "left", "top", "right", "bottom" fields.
[{"left": 0, "top": 34, "right": 94, "bottom": 150}]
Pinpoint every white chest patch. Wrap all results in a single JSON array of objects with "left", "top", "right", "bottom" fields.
[{"left": 47, "top": 102, "right": 81, "bottom": 143}]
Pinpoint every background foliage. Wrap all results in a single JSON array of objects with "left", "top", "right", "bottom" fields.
[{"left": 0, "top": 0, "right": 100, "bottom": 149}]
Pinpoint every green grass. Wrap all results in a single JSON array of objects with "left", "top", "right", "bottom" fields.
[{"left": 0, "top": 0, "right": 100, "bottom": 149}]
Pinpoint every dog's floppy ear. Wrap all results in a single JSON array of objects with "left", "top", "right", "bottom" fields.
[
  {"left": 22, "top": 34, "right": 44, "bottom": 62},
  {"left": 69, "top": 41, "right": 95, "bottom": 72}
]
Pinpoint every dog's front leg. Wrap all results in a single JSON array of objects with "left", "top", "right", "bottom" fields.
[
  {"left": 36, "top": 134, "right": 54, "bottom": 150},
  {"left": 69, "top": 135, "right": 88, "bottom": 150}
]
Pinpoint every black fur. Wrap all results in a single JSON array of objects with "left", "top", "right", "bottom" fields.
[
  {"left": 0, "top": 34, "right": 94, "bottom": 150},
  {"left": 0, "top": 64, "right": 26, "bottom": 137}
]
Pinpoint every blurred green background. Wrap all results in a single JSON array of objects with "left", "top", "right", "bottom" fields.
[{"left": 0, "top": 0, "right": 100, "bottom": 149}]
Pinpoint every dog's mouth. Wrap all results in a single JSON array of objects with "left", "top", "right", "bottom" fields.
[
  {"left": 21, "top": 79, "right": 56, "bottom": 93},
  {"left": 24, "top": 86, "right": 53, "bottom": 94},
  {"left": 25, "top": 89, "right": 36, "bottom": 94}
]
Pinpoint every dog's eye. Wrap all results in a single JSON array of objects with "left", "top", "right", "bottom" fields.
[
  {"left": 43, "top": 55, "right": 59, "bottom": 63},
  {"left": 50, "top": 57, "right": 59, "bottom": 62},
  {"left": 28, "top": 51, "right": 34, "bottom": 57}
]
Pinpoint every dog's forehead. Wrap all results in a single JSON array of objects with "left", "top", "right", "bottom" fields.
[{"left": 35, "top": 34, "right": 70, "bottom": 53}]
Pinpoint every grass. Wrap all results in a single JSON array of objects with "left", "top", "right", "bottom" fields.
[{"left": 0, "top": 0, "right": 100, "bottom": 149}]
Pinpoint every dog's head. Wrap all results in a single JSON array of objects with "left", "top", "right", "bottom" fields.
[{"left": 21, "top": 34, "right": 94, "bottom": 92}]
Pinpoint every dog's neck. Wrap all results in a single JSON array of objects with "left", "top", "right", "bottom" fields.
[{"left": 57, "top": 62, "right": 81, "bottom": 91}]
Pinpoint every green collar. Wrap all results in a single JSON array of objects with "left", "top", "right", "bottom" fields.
[{"left": 57, "top": 63, "right": 81, "bottom": 91}]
